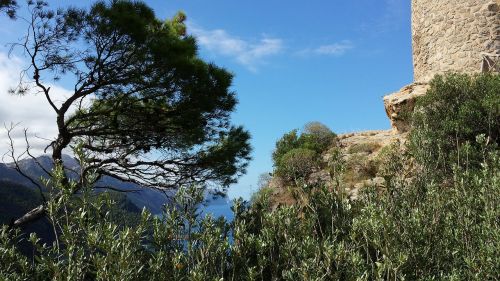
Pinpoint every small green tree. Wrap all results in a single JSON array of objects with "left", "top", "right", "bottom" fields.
[
  {"left": 301, "top": 121, "right": 337, "bottom": 153},
  {"left": 275, "top": 148, "right": 318, "bottom": 184},
  {"left": 272, "top": 122, "right": 335, "bottom": 185},
  {"left": 272, "top": 122, "right": 335, "bottom": 165},
  {"left": 272, "top": 129, "right": 301, "bottom": 167}
]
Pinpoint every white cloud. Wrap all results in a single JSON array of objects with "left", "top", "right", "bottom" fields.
[
  {"left": 189, "top": 24, "right": 283, "bottom": 72},
  {"left": 297, "top": 40, "right": 354, "bottom": 57},
  {"left": 314, "top": 41, "right": 354, "bottom": 55},
  {"left": 0, "top": 52, "right": 74, "bottom": 160}
]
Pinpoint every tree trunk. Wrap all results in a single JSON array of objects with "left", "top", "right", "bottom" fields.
[{"left": 10, "top": 204, "right": 46, "bottom": 228}]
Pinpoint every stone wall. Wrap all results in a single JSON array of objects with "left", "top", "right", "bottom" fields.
[{"left": 412, "top": 0, "right": 500, "bottom": 82}]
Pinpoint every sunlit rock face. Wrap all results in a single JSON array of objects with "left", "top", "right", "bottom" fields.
[{"left": 383, "top": 83, "right": 429, "bottom": 133}]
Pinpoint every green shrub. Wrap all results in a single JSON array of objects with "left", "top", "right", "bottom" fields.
[
  {"left": 374, "top": 142, "right": 408, "bottom": 187},
  {"left": 272, "top": 122, "right": 336, "bottom": 185},
  {"left": 272, "top": 122, "right": 336, "bottom": 165},
  {"left": 410, "top": 73, "right": 500, "bottom": 179},
  {"left": 1, "top": 149, "right": 498, "bottom": 280},
  {"left": 275, "top": 148, "right": 318, "bottom": 184},
  {"left": 352, "top": 148, "right": 500, "bottom": 280},
  {"left": 272, "top": 129, "right": 302, "bottom": 167},
  {"left": 343, "top": 154, "right": 378, "bottom": 183},
  {"left": 301, "top": 122, "right": 337, "bottom": 153}
]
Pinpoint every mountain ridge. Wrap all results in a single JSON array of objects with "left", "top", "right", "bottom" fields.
[{"left": 1, "top": 154, "right": 169, "bottom": 214}]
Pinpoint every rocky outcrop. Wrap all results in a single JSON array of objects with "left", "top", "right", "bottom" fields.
[
  {"left": 337, "top": 130, "right": 405, "bottom": 149},
  {"left": 336, "top": 130, "right": 406, "bottom": 198},
  {"left": 383, "top": 83, "right": 429, "bottom": 133},
  {"left": 384, "top": 0, "right": 499, "bottom": 132}
]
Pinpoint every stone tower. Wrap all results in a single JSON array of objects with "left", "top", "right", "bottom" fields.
[
  {"left": 384, "top": 0, "right": 499, "bottom": 132},
  {"left": 412, "top": 0, "right": 500, "bottom": 82}
]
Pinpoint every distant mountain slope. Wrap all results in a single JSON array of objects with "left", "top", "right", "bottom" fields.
[
  {"left": 0, "top": 155, "right": 234, "bottom": 217},
  {"left": 0, "top": 154, "right": 235, "bottom": 256},
  {"left": 1, "top": 155, "right": 168, "bottom": 214},
  {"left": 0, "top": 180, "right": 55, "bottom": 256},
  {"left": 0, "top": 178, "right": 146, "bottom": 256}
]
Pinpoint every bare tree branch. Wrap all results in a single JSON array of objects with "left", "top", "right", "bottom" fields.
[{"left": 3, "top": 123, "right": 47, "bottom": 204}]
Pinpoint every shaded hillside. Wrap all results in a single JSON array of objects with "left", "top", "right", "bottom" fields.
[
  {"left": 0, "top": 178, "right": 146, "bottom": 255},
  {"left": 0, "top": 181, "right": 54, "bottom": 256},
  {"left": 1, "top": 155, "right": 169, "bottom": 214}
]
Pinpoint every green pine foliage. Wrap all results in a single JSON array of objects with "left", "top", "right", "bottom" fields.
[{"left": 0, "top": 0, "right": 16, "bottom": 18}]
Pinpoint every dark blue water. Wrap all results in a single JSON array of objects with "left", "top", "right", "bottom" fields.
[{"left": 199, "top": 196, "right": 235, "bottom": 222}]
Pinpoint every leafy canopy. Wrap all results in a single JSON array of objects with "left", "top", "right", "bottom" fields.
[
  {"left": 9, "top": 0, "right": 251, "bottom": 189},
  {"left": 274, "top": 148, "right": 318, "bottom": 183},
  {"left": 272, "top": 122, "right": 335, "bottom": 167},
  {"left": 271, "top": 122, "right": 335, "bottom": 185}
]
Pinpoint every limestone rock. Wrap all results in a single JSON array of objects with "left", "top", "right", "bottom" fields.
[
  {"left": 337, "top": 130, "right": 404, "bottom": 151},
  {"left": 307, "top": 170, "right": 331, "bottom": 187},
  {"left": 383, "top": 83, "right": 429, "bottom": 133},
  {"left": 336, "top": 130, "right": 405, "bottom": 198}
]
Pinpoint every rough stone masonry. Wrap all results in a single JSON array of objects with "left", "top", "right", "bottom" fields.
[{"left": 384, "top": 0, "right": 500, "bottom": 132}]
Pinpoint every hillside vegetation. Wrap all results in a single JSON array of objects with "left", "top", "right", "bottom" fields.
[{"left": 1, "top": 74, "right": 499, "bottom": 280}]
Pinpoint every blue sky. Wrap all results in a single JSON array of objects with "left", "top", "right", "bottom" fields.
[{"left": 0, "top": 1, "right": 413, "bottom": 200}]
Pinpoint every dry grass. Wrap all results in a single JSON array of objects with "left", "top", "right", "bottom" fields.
[{"left": 347, "top": 142, "right": 382, "bottom": 154}]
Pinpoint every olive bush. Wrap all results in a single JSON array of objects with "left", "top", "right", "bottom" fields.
[
  {"left": 1, "top": 148, "right": 498, "bottom": 280},
  {"left": 410, "top": 73, "right": 500, "bottom": 179}
]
